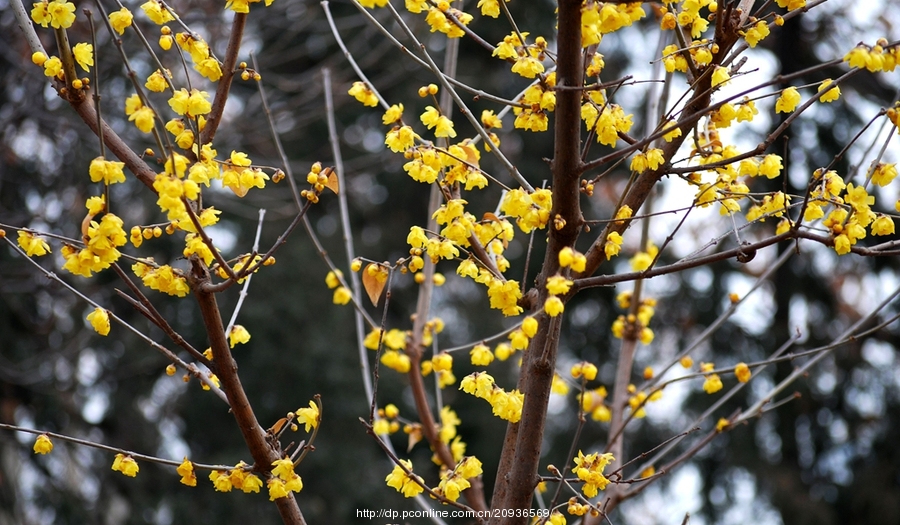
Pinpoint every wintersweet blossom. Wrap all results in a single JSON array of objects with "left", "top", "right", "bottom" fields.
[
  {"left": 111, "top": 454, "right": 139, "bottom": 477},
  {"left": 108, "top": 7, "right": 133, "bottom": 34},
  {"left": 775, "top": 87, "right": 801, "bottom": 113},
  {"left": 86, "top": 307, "right": 111, "bottom": 336},
  {"left": 17, "top": 231, "right": 50, "bottom": 257},
  {"left": 386, "top": 459, "right": 425, "bottom": 497},
  {"left": 33, "top": 434, "right": 53, "bottom": 454}
]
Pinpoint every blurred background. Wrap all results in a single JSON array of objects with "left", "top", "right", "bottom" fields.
[{"left": 1, "top": 0, "right": 899, "bottom": 523}]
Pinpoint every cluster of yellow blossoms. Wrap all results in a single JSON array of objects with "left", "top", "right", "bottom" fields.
[
  {"left": 63, "top": 210, "right": 128, "bottom": 278},
  {"left": 573, "top": 450, "right": 615, "bottom": 498},
  {"left": 611, "top": 290, "right": 656, "bottom": 345},
  {"left": 26, "top": 0, "right": 293, "bottom": 312},
  {"left": 384, "top": 442, "right": 482, "bottom": 502},
  {"left": 460, "top": 372, "right": 525, "bottom": 423},
  {"left": 31, "top": 400, "right": 317, "bottom": 493}
]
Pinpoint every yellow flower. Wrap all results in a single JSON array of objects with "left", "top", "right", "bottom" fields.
[
  {"left": 744, "top": 20, "right": 770, "bottom": 48},
  {"left": 130, "top": 107, "right": 156, "bottom": 133},
  {"left": 267, "top": 478, "right": 288, "bottom": 500},
  {"left": 229, "top": 325, "right": 250, "bottom": 347},
  {"left": 481, "top": 109, "right": 503, "bottom": 129},
  {"left": 711, "top": 66, "right": 730, "bottom": 87},
  {"left": 108, "top": 7, "right": 133, "bottom": 34},
  {"left": 348, "top": 81, "right": 378, "bottom": 107},
  {"left": 382, "top": 103, "right": 403, "bottom": 125},
  {"left": 73, "top": 43, "right": 94, "bottom": 72},
  {"left": 373, "top": 418, "right": 390, "bottom": 435},
  {"left": 470, "top": 344, "right": 494, "bottom": 366},
  {"left": 385, "top": 125, "right": 416, "bottom": 152},
  {"left": 871, "top": 215, "right": 895, "bottom": 236},
  {"left": 522, "top": 316, "right": 538, "bottom": 337},
  {"left": 33, "top": 434, "right": 53, "bottom": 454},
  {"left": 546, "top": 275, "right": 573, "bottom": 295},
  {"left": 734, "top": 362, "right": 751, "bottom": 383},
  {"left": 225, "top": 0, "right": 252, "bottom": 13},
  {"left": 209, "top": 470, "right": 232, "bottom": 492},
  {"left": 141, "top": 0, "right": 175, "bottom": 25},
  {"left": 89, "top": 157, "right": 126, "bottom": 185},
  {"left": 295, "top": 400, "right": 319, "bottom": 432},
  {"left": 558, "top": 246, "right": 586, "bottom": 272},
  {"left": 325, "top": 269, "right": 343, "bottom": 289},
  {"left": 333, "top": 286, "right": 352, "bottom": 305},
  {"left": 511, "top": 56, "right": 545, "bottom": 78},
  {"left": 775, "top": 86, "right": 801, "bottom": 113},
  {"left": 573, "top": 450, "right": 615, "bottom": 498},
  {"left": 736, "top": 99, "right": 759, "bottom": 122},
  {"left": 17, "top": 230, "right": 51, "bottom": 257},
  {"left": 605, "top": 231, "right": 623, "bottom": 259},
  {"left": 551, "top": 374, "right": 570, "bottom": 395},
  {"left": 86, "top": 307, "right": 111, "bottom": 336},
  {"left": 432, "top": 352, "right": 453, "bottom": 372},
  {"left": 32, "top": 0, "right": 76, "bottom": 29},
  {"left": 195, "top": 57, "right": 222, "bottom": 81},
  {"left": 385, "top": 459, "right": 425, "bottom": 498},
  {"left": 111, "top": 453, "right": 139, "bottom": 477},
  {"left": 817, "top": 79, "right": 840, "bottom": 103},
  {"left": 775, "top": 0, "right": 806, "bottom": 10},
  {"left": 420, "top": 106, "right": 456, "bottom": 138},
  {"left": 477, "top": 0, "right": 502, "bottom": 17},
  {"left": 145, "top": 69, "right": 169, "bottom": 92},
  {"left": 871, "top": 163, "right": 897, "bottom": 187},
  {"left": 271, "top": 457, "right": 295, "bottom": 481},
  {"left": 571, "top": 361, "right": 598, "bottom": 381},
  {"left": 703, "top": 374, "right": 723, "bottom": 394},
  {"left": 630, "top": 243, "right": 658, "bottom": 271},
  {"left": 241, "top": 473, "right": 263, "bottom": 493},
  {"left": 42, "top": 56, "right": 62, "bottom": 78},
  {"left": 487, "top": 279, "right": 523, "bottom": 316},
  {"left": 381, "top": 350, "right": 411, "bottom": 373},
  {"left": 176, "top": 458, "right": 196, "bottom": 486},
  {"left": 758, "top": 154, "right": 783, "bottom": 179},
  {"left": 222, "top": 167, "right": 269, "bottom": 197}
]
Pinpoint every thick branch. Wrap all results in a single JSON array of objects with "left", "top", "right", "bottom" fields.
[
  {"left": 199, "top": 12, "right": 246, "bottom": 144},
  {"left": 491, "top": 1, "right": 584, "bottom": 522},
  {"left": 188, "top": 258, "right": 305, "bottom": 525}
]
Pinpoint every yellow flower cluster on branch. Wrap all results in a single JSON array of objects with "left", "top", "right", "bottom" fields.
[
  {"left": 385, "top": 459, "right": 425, "bottom": 498},
  {"left": 111, "top": 454, "right": 139, "bottom": 477},
  {"left": 33, "top": 434, "right": 53, "bottom": 454},
  {"left": 573, "top": 450, "right": 615, "bottom": 498},
  {"left": 133, "top": 261, "right": 190, "bottom": 297},
  {"left": 434, "top": 456, "right": 482, "bottom": 502},
  {"left": 31, "top": 0, "right": 76, "bottom": 29},
  {"left": 460, "top": 372, "right": 524, "bottom": 422},
  {"left": 268, "top": 457, "right": 303, "bottom": 500}
]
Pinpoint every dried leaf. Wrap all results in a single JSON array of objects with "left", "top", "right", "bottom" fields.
[
  {"left": 268, "top": 417, "right": 288, "bottom": 435},
  {"left": 362, "top": 263, "right": 389, "bottom": 306},
  {"left": 406, "top": 424, "right": 423, "bottom": 452},
  {"left": 460, "top": 143, "right": 480, "bottom": 167},
  {"left": 323, "top": 167, "right": 339, "bottom": 194},
  {"left": 482, "top": 212, "right": 500, "bottom": 223},
  {"left": 81, "top": 211, "right": 97, "bottom": 241}
]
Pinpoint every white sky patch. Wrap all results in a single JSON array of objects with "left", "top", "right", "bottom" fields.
[
  {"left": 722, "top": 272, "right": 775, "bottom": 335},
  {"left": 621, "top": 464, "right": 706, "bottom": 525}
]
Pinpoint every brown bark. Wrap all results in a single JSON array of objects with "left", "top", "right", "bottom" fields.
[
  {"left": 490, "top": 1, "right": 584, "bottom": 522},
  {"left": 199, "top": 12, "right": 246, "bottom": 145},
  {"left": 188, "top": 258, "right": 306, "bottom": 525}
]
